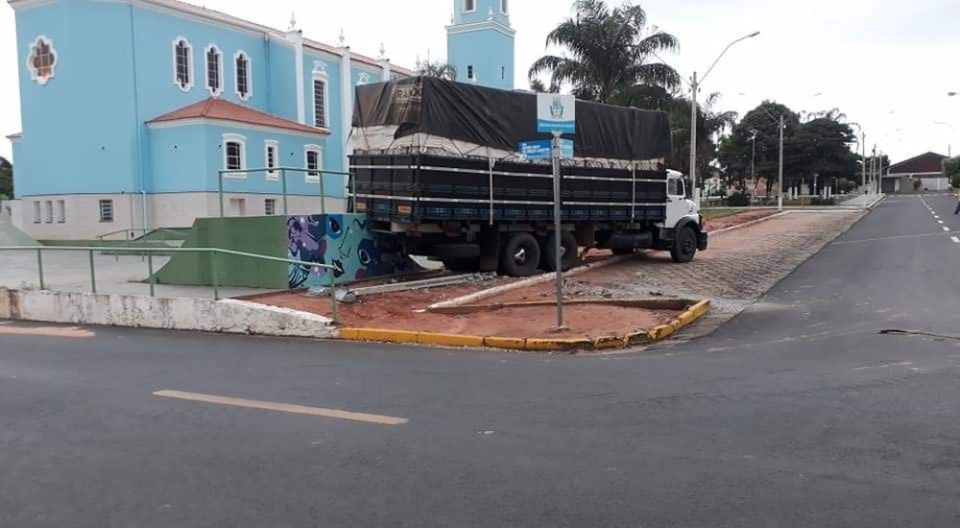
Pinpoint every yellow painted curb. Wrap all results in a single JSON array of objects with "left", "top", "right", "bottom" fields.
[
  {"left": 347, "top": 328, "right": 420, "bottom": 344},
  {"left": 524, "top": 338, "right": 593, "bottom": 351},
  {"left": 417, "top": 332, "right": 485, "bottom": 348},
  {"left": 483, "top": 336, "right": 527, "bottom": 350},
  {"left": 335, "top": 299, "right": 711, "bottom": 352}
]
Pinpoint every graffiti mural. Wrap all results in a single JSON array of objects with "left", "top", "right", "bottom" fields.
[{"left": 287, "top": 213, "right": 410, "bottom": 288}]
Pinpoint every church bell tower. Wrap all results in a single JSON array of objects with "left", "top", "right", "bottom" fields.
[{"left": 446, "top": 0, "right": 515, "bottom": 90}]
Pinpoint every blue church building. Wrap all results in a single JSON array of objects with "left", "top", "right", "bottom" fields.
[{"left": 5, "top": 0, "right": 515, "bottom": 240}]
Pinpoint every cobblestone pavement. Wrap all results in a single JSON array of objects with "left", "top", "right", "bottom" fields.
[
  {"left": 540, "top": 210, "right": 867, "bottom": 340},
  {"left": 569, "top": 211, "right": 864, "bottom": 306}
]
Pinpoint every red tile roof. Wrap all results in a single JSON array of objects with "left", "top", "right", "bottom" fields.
[
  {"left": 887, "top": 152, "right": 947, "bottom": 174},
  {"left": 147, "top": 98, "right": 330, "bottom": 136}
]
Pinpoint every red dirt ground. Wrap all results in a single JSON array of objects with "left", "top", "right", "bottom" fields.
[{"left": 254, "top": 210, "right": 771, "bottom": 340}]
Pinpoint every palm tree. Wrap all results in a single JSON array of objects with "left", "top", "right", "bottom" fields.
[
  {"left": 528, "top": 0, "right": 680, "bottom": 103},
  {"left": 668, "top": 93, "right": 738, "bottom": 178},
  {"left": 416, "top": 60, "right": 457, "bottom": 81}
]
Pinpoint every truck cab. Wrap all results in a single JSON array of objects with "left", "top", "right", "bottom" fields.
[{"left": 662, "top": 169, "right": 708, "bottom": 262}]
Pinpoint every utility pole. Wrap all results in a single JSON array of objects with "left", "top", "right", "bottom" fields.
[
  {"left": 686, "top": 31, "right": 760, "bottom": 207},
  {"left": 689, "top": 71, "right": 699, "bottom": 206},
  {"left": 861, "top": 132, "right": 867, "bottom": 194},
  {"left": 749, "top": 130, "right": 758, "bottom": 183},
  {"left": 778, "top": 114, "right": 784, "bottom": 211}
]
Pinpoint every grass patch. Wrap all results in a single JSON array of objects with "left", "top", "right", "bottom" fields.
[{"left": 701, "top": 208, "right": 747, "bottom": 221}]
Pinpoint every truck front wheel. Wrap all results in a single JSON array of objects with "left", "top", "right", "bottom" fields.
[
  {"left": 671, "top": 227, "right": 698, "bottom": 263},
  {"left": 500, "top": 233, "right": 541, "bottom": 277}
]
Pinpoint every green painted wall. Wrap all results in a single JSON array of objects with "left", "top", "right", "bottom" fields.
[{"left": 154, "top": 216, "right": 287, "bottom": 289}]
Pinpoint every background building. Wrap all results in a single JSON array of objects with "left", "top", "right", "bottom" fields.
[
  {"left": 5, "top": 0, "right": 409, "bottom": 239},
  {"left": 882, "top": 152, "right": 949, "bottom": 193},
  {"left": 5, "top": 0, "right": 514, "bottom": 240}
]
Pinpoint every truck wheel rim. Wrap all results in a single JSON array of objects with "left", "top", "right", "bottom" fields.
[{"left": 514, "top": 248, "right": 527, "bottom": 263}]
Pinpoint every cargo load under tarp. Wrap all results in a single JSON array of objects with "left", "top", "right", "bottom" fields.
[{"left": 352, "top": 76, "right": 672, "bottom": 162}]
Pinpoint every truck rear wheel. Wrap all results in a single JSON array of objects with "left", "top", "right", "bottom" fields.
[
  {"left": 500, "top": 233, "right": 541, "bottom": 277},
  {"left": 671, "top": 227, "right": 698, "bottom": 263},
  {"left": 544, "top": 231, "right": 580, "bottom": 271}
]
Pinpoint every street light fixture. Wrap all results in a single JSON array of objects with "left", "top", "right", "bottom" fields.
[
  {"left": 689, "top": 31, "right": 760, "bottom": 206},
  {"left": 849, "top": 122, "right": 867, "bottom": 195}
]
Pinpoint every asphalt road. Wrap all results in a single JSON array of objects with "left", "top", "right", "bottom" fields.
[{"left": 2, "top": 195, "right": 960, "bottom": 527}]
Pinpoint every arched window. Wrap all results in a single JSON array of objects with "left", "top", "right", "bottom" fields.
[
  {"left": 27, "top": 36, "right": 57, "bottom": 85},
  {"left": 205, "top": 44, "right": 223, "bottom": 96},
  {"left": 235, "top": 51, "right": 251, "bottom": 100},
  {"left": 172, "top": 37, "right": 193, "bottom": 91}
]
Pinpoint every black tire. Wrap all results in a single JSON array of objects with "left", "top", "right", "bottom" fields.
[
  {"left": 499, "top": 233, "right": 541, "bottom": 277},
  {"left": 671, "top": 227, "right": 698, "bottom": 263},
  {"left": 442, "top": 258, "right": 481, "bottom": 273},
  {"left": 544, "top": 231, "right": 580, "bottom": 271}
]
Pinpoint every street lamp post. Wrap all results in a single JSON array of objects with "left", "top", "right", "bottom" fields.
[
  {"left": 849, "top": 123, "right": 867, "bottom": 195},
  {"left": 688, "top": 31, "right": 760, "bottom": 206}
]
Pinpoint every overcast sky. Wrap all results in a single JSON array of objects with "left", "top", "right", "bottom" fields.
[{"left": 2, "top": 0, "right": 959, "bottom": 163}]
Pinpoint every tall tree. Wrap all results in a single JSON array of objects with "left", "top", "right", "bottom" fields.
[
  {"left": 719, "top": 101, "right": 859, "bottom": 195},
  {"left": 528, "top": 0, "right": 680, "bottom": 103},
  {"left": 0, "top": 156, "right": 12, "bottom": 199}
]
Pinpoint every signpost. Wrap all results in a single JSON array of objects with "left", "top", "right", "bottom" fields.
[
  {"left": 533, "top": 94, "right": 576, "bottom": 331},
  {"left": 519, "top": 138, "right": 573, "bottom": 160}
]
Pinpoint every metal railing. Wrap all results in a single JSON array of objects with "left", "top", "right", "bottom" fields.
[
  {"left": 96, "top": 227, "right": 187, "bottom": 243},
  {"left": 0, "top": 246, "right": 340, "bottom": 322},
  {"left": 218, "top": 166, "right": 351, "bottom": 218}
]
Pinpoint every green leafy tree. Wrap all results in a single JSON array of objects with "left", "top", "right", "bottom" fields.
[
  {"left": 719, "top": 101, "right": 800, "bottom": 193},
  {"left": 528, "top": 0, "right": 680, "bottom": 103},
  {"left": 0, "top": 156, "right": 12, "bottom": 199},
  {"left": 944, "top": 157, "right": 960, "bottom": 188},
  {"left": 667, "top": 92, "right": 738, "bottom": 180}
]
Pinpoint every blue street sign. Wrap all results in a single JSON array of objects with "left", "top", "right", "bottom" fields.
[
  {"left": 519, "top": 139, "right": 574, "bottom": 160},
  {"left": 537, "top": 94, "right": 576, "bottom": 135}
]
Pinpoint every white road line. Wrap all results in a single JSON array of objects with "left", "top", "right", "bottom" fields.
[
  {"left": 153, "top": 390, "right": 409, "bottom": 425},
  {"left": 939, "top": 220, "right": 945, "bottom": 224},
  {"left": 952, "top": 236, "right": 960, "bottom": 244},
  {"left": 852, "top": 361, "right": 913, "bottom": 371},
  {"left": 944, "top": 227, "right": 952, "bottom": 232}
]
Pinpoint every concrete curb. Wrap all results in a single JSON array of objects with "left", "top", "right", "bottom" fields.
[
  {"left": 427, "top": 253, "right": 636, "bottom": 310},
  {"left": 0, "top": 287, "right": 335, "bottom": 339},
  {"left": 337, "top": 299, "right": 710, "bottom": 352},
  {"left": 708, "top": 211, "right": 791, "bottom": 237}
]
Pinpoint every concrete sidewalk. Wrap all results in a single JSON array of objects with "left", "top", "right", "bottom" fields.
[{"left": 0, "top": 250, "right": 271, "bottom": 299}]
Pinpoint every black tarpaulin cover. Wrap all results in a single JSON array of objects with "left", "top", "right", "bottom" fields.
[{"left": 353, "top": 76, "right": 672, "bottom": 161}]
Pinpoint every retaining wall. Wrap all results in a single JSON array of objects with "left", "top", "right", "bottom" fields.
[{"left": 0, "top": 287, "right": 334, "bottom": 338}]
